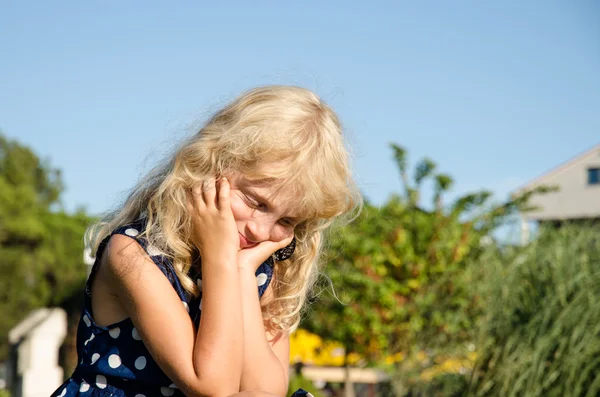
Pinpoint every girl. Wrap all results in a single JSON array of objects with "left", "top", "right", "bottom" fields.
[{"left": 51, "top": 85, "right": 361, "bottom": 397}]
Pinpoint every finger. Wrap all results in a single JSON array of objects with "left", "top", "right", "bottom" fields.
[
  {"left": 201, "top": 178, "right": 217, "bottom": 208},
  {"left": 190, "top": 184, "right": 206, "bottom": 211},
  {"left": 217, "top": 177, "right": 230, "bottom": 212},
  {"left": 254, "top": 237, "right": 294, "bottom": 263},
  {"left": 275, "top": 236, "right": 294, "bottom": 252}
]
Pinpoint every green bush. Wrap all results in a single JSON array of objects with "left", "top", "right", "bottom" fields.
[
  {"left": 468, "top": 224, "right": 600, "bottom": 396},
  {"left": 391, "top": 224, "right": 600, "bottom": 396}
]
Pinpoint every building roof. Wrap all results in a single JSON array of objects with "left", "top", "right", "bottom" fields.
[{"left": 513, "top": 143, "right": 600, "bottom": 196}]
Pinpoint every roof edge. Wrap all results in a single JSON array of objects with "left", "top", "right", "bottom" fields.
[{"left": 513, "top": 143, "right": 600, "bottom": 195}]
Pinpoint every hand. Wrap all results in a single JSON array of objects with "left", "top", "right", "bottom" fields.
[
  {"left": 187, "top": 177, "right": 239, "bottom": 266},
  {"left": 237, "top": 236, "right": 293, "bottom": 272}
]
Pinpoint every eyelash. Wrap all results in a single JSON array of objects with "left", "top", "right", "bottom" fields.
[
  {"left": 279, "top": 218, "right": 294, "bottom": 227},
  {"left": 243, "top": 194, "right": 267, "bottom": 211},
  {"left": 243, "top": 194, "right": 294, "bottom": 227}
]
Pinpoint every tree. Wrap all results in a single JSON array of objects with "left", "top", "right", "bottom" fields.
[
  {"left": 0, "top": 134, "right": 93, "bottom": 365},
  {"left": 302, "top": 144, "right": 548, "bottom": 396}
]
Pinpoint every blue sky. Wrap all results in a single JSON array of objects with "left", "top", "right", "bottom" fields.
[{"left": 1, "top": 1, "right": 598, "bottom": 218}]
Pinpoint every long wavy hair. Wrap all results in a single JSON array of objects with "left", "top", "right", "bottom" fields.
[{"left": 86, "top": 85, "right": 361, "bottom": 332}]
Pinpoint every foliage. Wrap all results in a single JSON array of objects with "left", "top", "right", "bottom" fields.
[
  {"left": 0, "top": 134, "right": 93, "bottom": 363},
  {"left": 392, "top": 349, "right": 474, "bottom": 396},
  {"left": 302, "top": 144, "right": 545, "bottom": 366},
  {"left": 467, "top": 224, "right": 600, "bottom": 397}
]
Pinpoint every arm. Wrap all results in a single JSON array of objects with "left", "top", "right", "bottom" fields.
[
  {"left": 238, "top": 269, "right": 290, "bottom": 396},
  {"left": 104, "top": 178, "right": 243, "bottom": 397}
]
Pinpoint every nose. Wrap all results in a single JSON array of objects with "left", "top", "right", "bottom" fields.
[{"left": 246, "top": 218, "right": 273, "bottom": 242}]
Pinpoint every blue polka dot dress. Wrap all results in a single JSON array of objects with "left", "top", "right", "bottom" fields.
[{"left": 51, "top": 219, "right": 311, "bottom": 397}]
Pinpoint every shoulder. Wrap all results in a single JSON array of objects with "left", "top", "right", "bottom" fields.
[
  {"left": 99, "top": 232, "right": 190, "bottom": 324},
  {"left": 104, "top": 233, "right": 150, "bottom": 277},
  {"left": 101, "top": 218, "right": 159, "bottom": 277},
  {"left": 100, "top": 233, "right": 169, "bottom": 297}
]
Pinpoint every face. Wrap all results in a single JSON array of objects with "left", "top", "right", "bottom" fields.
[{"left": 227, "top": 174, "right": 301, "bottom": 249}]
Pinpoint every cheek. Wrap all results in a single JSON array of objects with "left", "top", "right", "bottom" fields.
[
  {"left": 278, "top": 227, "right": 296, "bottom": 242},
  {"left": 229, "top": 192, "right": 250, "bottom": 222}
]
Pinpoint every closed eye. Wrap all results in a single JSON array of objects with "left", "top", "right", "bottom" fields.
[
  {"left": 279, "top": 218, "right": 294, "bottom": 227},
  {"left": 240, "top": 188, "right": 300, "bottom": 226},
  {"left": 243, "top": 193, "right": 267, "bottom": 211}
]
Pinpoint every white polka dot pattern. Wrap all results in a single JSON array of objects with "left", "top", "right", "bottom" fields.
[
  {"left": 96, "top": 375, "right": 107, "bottom": 389},
  {"left": 256, "top": 273, "right": 268, "bottom": 286},
  {"left": 83, "top": 314, "right": 91, "bottom": 327},
  {"left": 161, "top": 386, "right": 175, "bottom": 396},
  {"left": 108, "top": 354, "right": 121, "bottom": 369},
  {"left": 109, "top": 327, "right": 121, "bottom": 339},
  {"left": 125, "top": 228, "right": 139, "bottom": 237},
  {"left": 58, "top": 387, "right": 67, "bottom": 397},
  {"left": 132, "top": 327, "right": 141, "bottom": 341},
  {"left": 135, "top": 356, "right": 147, "bottom": 370},
  {"left": 90, "top": 353, "right": 100, "bottom": 365},
  {"left": 84, "top": 333, "right": 95, "bottom": 346},
  {"left": 79, "top": 381, "right": 90, "bottom": 392},
  {"left": 183, "top": 301, "right": 189, "bottom": 312},
  {"left": 146, "top": 244, "right": 161, "bottom": 256}
]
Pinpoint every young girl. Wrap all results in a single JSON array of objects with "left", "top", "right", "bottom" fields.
[{"left": 51, "top": 85, "right": 360, "bottom": 397}]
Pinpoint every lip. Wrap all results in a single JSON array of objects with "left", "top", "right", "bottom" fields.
[{"left": 238, "top": 233, "right": 258, "bottom": 249}]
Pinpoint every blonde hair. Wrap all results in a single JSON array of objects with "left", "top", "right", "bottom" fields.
[{"left": 86, "top": 85, "right": 361, "bottom": 332}]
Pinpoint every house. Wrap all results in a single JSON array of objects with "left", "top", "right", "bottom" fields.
[
  {"left": 513, "top": 143, "right": 600, "bottom": 242},
  {"left": 6, "top": 308, "right": 67, "bottom": 397}
]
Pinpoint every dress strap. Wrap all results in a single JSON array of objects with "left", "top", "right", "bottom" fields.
[{"left": 85, "top": 219, "right": 188, "bottom": 303}]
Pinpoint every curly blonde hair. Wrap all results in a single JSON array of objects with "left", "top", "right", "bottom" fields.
[{"left": 86, "top": 85, "right": 361, "bottom": 332}]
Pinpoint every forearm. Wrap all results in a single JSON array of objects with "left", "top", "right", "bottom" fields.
[
  {"left": 193, "top": 262, "right": 244, "bottom": 395},
  {"left": 238, "top": 269, "right": 287, "bottom": 396}
]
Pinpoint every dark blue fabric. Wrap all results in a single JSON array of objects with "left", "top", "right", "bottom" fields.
[
  {"left": 50, "top": 218, "right": 302, "bottom": 397},
  {"left": 289, "top": 388, "right": 312, "bottom": 397}
]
